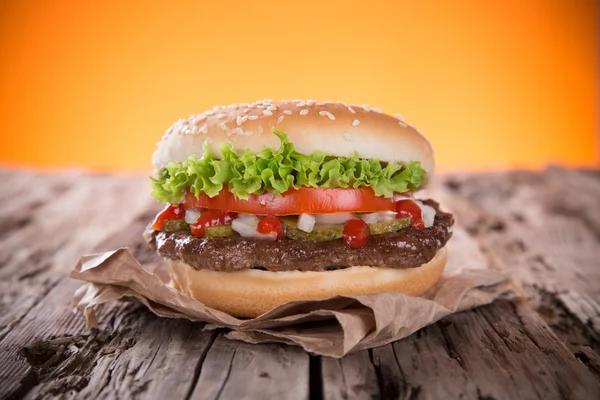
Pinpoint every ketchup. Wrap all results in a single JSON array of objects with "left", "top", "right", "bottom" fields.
[
  {"left": 257, "top": 216, "right": 284, "bottom": 240},
  {"left": 151, "top": 204, "right": 185, "bottom": 230},
  {"left": 190, "top": 209, "right": 238, "bottom": 237},
  {"left": 396, "top": 199, "right": 424, "bottom": 230},
  {"left": 343, "top": 219, "right": 370, "bottom": 249}
]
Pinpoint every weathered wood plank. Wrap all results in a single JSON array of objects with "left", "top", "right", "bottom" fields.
[
  {"left": 321, "top": 351, "right": 379, "bottom": 400},
  {"left": 190, "top": 334, "right": 310, "bottom": 400},
  {"left": 0, "top": 174, "right": 152, "bottom": 344},
  {"left": 438, "top": 168, "right": 600, "bottom": 301},
  {"left": 340, "top": 299, "right": 600, "bottom": 400},
  {"left": 2, "top": 167, "right": 600, "bottom": 400},
  {"left": 0, "top": 172, "right": 223, "bottom": 399},
  {"left": 436, "top": 168, "right": 600, "bottom": 379}
]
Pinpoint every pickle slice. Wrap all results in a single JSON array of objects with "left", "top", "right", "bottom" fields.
[
  {"left": 368, "top": 217, "right": 411, "bottom": 235},
  {"left": 282, "top": 216, "right": 411, "bottom": 241},
  {"left": 204, "top": 225, "right": 237, "bottom": 238},
  {"left": 281, "top": 218, "right": 344, "bottom": 241},
  {"left": 163, "top": 216, "right": 411, "bottom": 239},
  {"left": 162, "top": 219, "right": 189, "bottom": 232}
]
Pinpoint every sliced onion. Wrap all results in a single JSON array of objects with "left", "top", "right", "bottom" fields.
[
  {"left": 415, "top": 201, "right": 436, "bottom": 228},
  {"left": 231, "top": 214, "right": 277, "bottom": 240},
  {"left": 297, "top": 213, "right": 316, "bottom": 233},
  {"left": 314, "top": 213, "right": 356, "bottom": 225},
  {"left": 184, "top": 208, "right": 202, "bottom": 224},
  {"left": 359, "top": 211, "right": 397, "bottom": 224}
]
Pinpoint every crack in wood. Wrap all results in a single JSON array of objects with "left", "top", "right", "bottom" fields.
[
  {"left": 18, "top": 331, "right": 114, "bottom": 397},
  {"left": 438, "top": 320, "right": 467, "bottom": 370},
  {"left": 309, "top": 355, "right": 323, "bottom": 400},
  {"left": 183, "top": 330, "right": 219, "bottom": 400}
]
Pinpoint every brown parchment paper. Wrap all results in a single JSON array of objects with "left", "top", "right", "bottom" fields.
[{"left": 70, "top": 228, "right": 510, "bottom": 357}]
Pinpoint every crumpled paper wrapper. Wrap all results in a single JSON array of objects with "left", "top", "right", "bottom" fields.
[{"left": 70, "top": 229, "right": 510, "bottom": 357}]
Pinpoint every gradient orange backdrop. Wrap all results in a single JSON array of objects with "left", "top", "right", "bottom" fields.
[{"left": 0, "top": 0, "right": 597, "bottom": 173}]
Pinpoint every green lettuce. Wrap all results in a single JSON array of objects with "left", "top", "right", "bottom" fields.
[{"left": 150, "top": 129, "right": 426, "bottom": 203}]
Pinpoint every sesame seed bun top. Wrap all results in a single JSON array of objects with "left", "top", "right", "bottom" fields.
[{"left": 152, "top": 100, "right": 435, "bottom": 177}]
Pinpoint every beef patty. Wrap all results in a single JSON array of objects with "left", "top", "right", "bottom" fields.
[{"left": 147, "top": 199, "right": 453, "bottom": 272}]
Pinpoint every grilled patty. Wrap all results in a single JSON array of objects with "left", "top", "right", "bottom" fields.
[{"left": 147, "top": 199, "right": 453, "bottom": 272}]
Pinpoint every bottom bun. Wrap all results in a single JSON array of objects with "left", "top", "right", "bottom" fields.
[{"left": 166, "top": 247, "right": 447, "bottom": 318}]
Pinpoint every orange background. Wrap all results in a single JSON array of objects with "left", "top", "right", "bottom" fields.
[{"left": 0, "top": 0, "right": 597, "bottom": 173}]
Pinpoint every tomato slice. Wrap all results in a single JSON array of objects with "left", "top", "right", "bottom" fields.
[{"left": 184, "top": 187, "right": 396, "bottom": 215}]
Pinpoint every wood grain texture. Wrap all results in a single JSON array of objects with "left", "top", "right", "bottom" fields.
[
  {"left": 190, "top": 334, "right": 309, "bottom": 400},
  {"left": 321, "top": 351, "right": 379, "bottom": 400},
  {"left": 1, "top": 167, "right": 599, "bottom": 399},
  {"left": 436, "top": 168, "right": 600, "bottom": 381}
]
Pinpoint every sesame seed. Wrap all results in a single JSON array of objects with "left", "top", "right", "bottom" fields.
[
  {"left": 362, "top": 105, "right": 371, "bottom": 112},
  {"left": 248, "top": 115, "right": 258, "bottom": 120},
  {"left": 283, "top": 110, "right": 292, "bottom": 115},
  {"left": 183, "top": 127, "right": 191, "bottom": 135},
  {"left": 299, "top": 109, "right": 309, "bottom": 116},
  {"left": 243, "top": 108, "right": 250, "bottom": 114},
  {"left": 257, "top": 105, "right": 266, "bottom": 109},
  {"left": 267, "top": 105, "right": 277, "bottom": 111},
  {"left": 277, "top": 116, "right": 285, "bottom": 124},
  {"left": 216, "top": 113, "right": 226, "bottom": 119},
  {"left": 316, "top": 101, "right": 325, "bottom": 105},
  {"left": 348, "top": 107, "right": 356, "bottom": 114},
  {"left": 191, "top": 126, "right": 199, "bottom": 134},
  {"left": 394, "top": 113, "right": 404, "bottom": 121},
  {"left": 244, "top": 130, "right": 253, "bottom": 136},
  {"left": 263, "top": 110, "right": 273, "bottom": 116},
  {"left": 352, "top": 119, "right": 360, "bottom": 126},
  {"left": 200, "top": 124, "right": 208, "bottom": 134},
  {"left": 296, "top": 101, "right": 306, "bottom": 107},
  {"left": 236, "top": 116, "right": 243, "bottom": 125},
  {"left": 307, "top": 99, "right": 315, "bottom": 106},
  {"left": 219, "top": 122, "right": 227, "bottom": 131},
  {"left": 373, "top": 107, "right": 383, "bottom": 113},
  {"left": 195, "top": 115, "right": 207, "bottom": 124},
  {"left": 258, "top": 124, "right": 264, "bottom": 133},
  {"left": 262, "top": 100, "right": 272, "bottom": 105},
  {"left": 399, "top": 121, "right": 407, "bottom": 127},
  {"left": 232, "top": 127, "right": 243, "bottom": 135},
  {"left": 205, "top": 110, "right": 215, "bottom": 115},
  {"left": 241, "top": 115, "right": 248, "bottom": 123},
  {"left": 319, "top": 110, "right": 335, "bottom": 120}
]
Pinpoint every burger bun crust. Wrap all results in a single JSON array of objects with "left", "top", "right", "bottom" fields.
[
  {"left": 153, "top": 100, "right": 435, "bottom": 178},
  {"left": 166, "top": 247, "right": 447, "bottom": 318}
]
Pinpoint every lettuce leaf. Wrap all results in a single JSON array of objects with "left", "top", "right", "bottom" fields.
[{"left": 150, "top": 129, "right": 427, "bottom": 203}]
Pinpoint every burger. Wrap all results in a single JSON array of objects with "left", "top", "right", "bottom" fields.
[{"left": 146, "top": 100, "right": 454, "bottom": 318}]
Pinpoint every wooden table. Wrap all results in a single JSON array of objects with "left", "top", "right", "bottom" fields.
[{"left": 0, "top": 167, "right": 599, "bottom": 399}]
